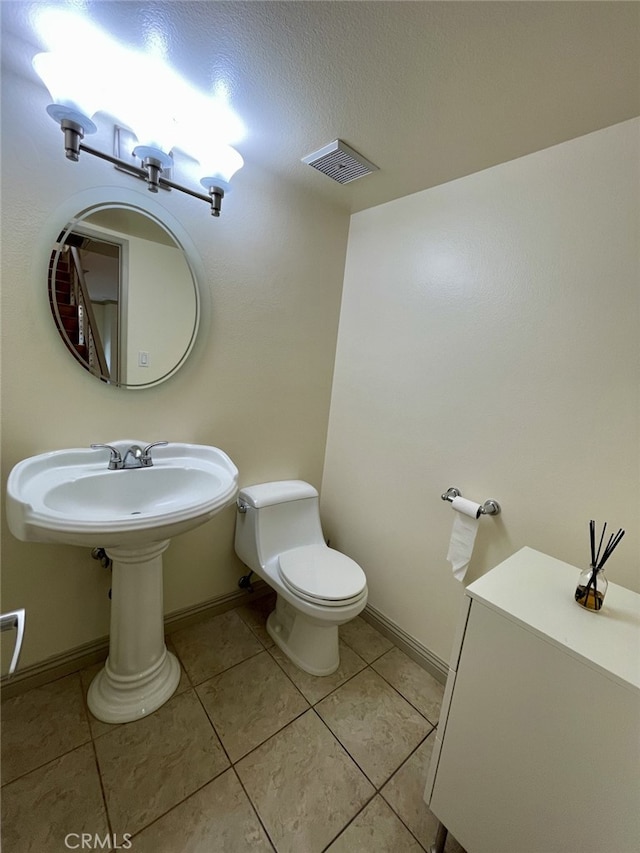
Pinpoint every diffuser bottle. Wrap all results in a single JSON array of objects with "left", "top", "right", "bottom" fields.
[{"left": 575, "top": 565, "right": 608, "bottom": 611}]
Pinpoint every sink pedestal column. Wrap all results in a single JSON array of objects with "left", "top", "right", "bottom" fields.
[{"left": 87, "top": 540, "right": 180, "bottom": 723}]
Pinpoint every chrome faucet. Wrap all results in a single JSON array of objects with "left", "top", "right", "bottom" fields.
[
  {"left": 91, "top": 442, "right": 169, "bottom": 470},
  {"left": 123, "top": 445, "right": 144, "bottom": 468}
]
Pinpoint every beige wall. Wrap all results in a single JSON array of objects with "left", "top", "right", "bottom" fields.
[
  {"left": 321, "top": 119, "right": 640, "bottom": 664},
  {"left": 0, "top": 69, "right": 350, "bottom": 668}
]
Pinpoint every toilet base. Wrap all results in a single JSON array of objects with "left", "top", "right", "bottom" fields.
[{"left": 267, "top": 596, "right": 340, "bottom": 676}]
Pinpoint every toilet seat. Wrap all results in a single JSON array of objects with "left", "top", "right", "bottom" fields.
[{"left": 278, "top": 544, "right": 367, "bottom": 607}]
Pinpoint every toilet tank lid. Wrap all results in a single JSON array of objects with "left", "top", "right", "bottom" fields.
[{"left": 238, "top": 480, "right": 318, "bottom": 508}]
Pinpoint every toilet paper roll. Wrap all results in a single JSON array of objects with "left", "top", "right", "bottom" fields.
[
  {"left": 450, "top": 496, "right": 481, "bottom": 518},
  {"left": 446, "top": 498, "right": 481, "bottom": 581}
]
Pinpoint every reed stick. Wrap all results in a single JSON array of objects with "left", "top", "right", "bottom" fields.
[{"left": 579, "top": 521, "right": 625, "bottom": 611}]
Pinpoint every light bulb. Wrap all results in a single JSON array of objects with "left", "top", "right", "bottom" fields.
[
  {"left": 32, "top": 53, "right": 98, "bottom": 134},
  {"left": 199, "top": 145, "right": 244, "bottom": 191}
]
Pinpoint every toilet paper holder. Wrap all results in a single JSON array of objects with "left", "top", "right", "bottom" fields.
[{"left": 441, "top": 487, "right": 501, "bottom": 516}]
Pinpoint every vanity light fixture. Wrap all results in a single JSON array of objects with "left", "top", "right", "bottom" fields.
[{"left": 32, "top": 52, "right": 244, "bottom": 218}]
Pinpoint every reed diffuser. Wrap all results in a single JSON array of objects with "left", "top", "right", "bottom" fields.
[{"left": 574, "top": 520, "right": 625, "bottom": 611}]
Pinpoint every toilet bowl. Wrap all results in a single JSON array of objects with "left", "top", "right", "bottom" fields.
[{"left": 234, "top": 480, "right": 367, "bottom": 676}]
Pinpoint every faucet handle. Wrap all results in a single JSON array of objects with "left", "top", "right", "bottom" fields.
[
  {"left": 91, "top": 443, "right": 123, "bottom": 470},
  {"left": 141, "top": 441, "right": 168, "bottom": 467}
]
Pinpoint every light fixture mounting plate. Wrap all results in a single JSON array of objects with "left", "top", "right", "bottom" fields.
[{"left": 113, "top": 126, "right": 173, "bottom": 185}]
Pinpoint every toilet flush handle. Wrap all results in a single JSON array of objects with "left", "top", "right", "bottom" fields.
[{"left": 236, "top": 499, "right": 248, "bottom": 513}]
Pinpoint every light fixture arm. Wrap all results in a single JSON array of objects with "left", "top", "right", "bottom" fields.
[{"left": 56, "top": 120, "right": 224, "bottom": 217}]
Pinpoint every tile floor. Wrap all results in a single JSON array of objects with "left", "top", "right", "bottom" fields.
[{"left": 1, "top": 592, "right": 466, "bottom": 853}]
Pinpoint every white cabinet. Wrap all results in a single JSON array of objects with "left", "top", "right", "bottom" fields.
[{"left": 425, "top": 547, "right": 640, "bottom": 853}]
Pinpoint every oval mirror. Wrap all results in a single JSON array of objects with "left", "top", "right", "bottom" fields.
[{"left": 48, "top": 204, "right": 199, "bottom": 388}]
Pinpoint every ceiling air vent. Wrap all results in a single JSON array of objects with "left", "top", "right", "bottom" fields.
[{"left": 301, "top": 139, "right": 378, "bottom": 185}]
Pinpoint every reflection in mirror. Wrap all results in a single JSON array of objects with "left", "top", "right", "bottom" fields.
[{"left": 49, "top": 205, "right": 199, "bottom": 388}]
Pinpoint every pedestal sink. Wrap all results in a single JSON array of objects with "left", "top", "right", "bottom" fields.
[{"left": 6, "top": 440, "right": 238, "bottom": 723}]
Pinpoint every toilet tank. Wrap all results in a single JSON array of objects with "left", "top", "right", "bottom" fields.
[{"left": 234, "top": 480, "right": 325, "bottom": 570}]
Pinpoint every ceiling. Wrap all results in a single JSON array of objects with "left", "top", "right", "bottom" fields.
[{"left": 2, "top": 1, "right": 639, "bottom": 213}]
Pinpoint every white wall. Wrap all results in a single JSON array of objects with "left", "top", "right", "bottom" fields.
[
  {"left": 0, "top": 68, "right": 350, "bottom": 668},
  {"left": 321, "top": 119, "right": 640, "bottom": 664},
  {"left": 124, "top": 233, "right": 196, "bottom": 384}
]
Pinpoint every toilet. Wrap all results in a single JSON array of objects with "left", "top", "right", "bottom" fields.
[{"left": 234, "top": 480, "right": 368, "bottom": 676}]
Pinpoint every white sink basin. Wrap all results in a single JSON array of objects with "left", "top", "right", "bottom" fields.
[
  {"left": 6, "top": 440, "right": 239, "bottom": 724},
  {"left": 7, "top": 440, "right": 239, "bottom": 547}
]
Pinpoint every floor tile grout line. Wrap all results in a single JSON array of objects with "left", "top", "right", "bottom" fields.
[
  {"left": 226, "top": 703, "right": 312, "bottom": 767},
  {"left": 186, "top": 644, "right": 271, "bottom": 688},
  {"left": 1, "top": 671, "right": 93, "bottom": 788},
  {"left": 310, "top": 678, "right": 436, "bottom": 793},
  {"left": 351, "top": 644, "right": 439, "bottom": 724},
  {"left": 164, "top": 641, "right": 194, "bottom": 690},
  {"left": 254, "top": 612, "right": 400, "bottom": 708},
  {"left": 89, "top": 737, "right": 116, "bottom": 843},
  {"left": 191, "top": 681, "right": 235, "bottom": 767},
  {"left": 209, "top": 686, "right": 382, "bottom": 853},
  {"left": 378, "top": 729, "right": 438, "bottom": 850},
  {"left": 378, "top": 792, "right": 431, "bottom": 853},
  {"left": 189, "top": 660, "right": 311, "bottom": 769},
  {"left": 250, "top": 702, "right": 385, "bottom": 853},
  {"left": 310, "top": 705, "right": 434, "bottom": 851},
  {"left": 369, "top": 663, "right": 440, "bottom": 727},
  {"left": 77, "top": 665, "right": 110, "bottom": 742},
  {"left": 309, "top": 704, "right": 388, "bottom": 793},
  {"left": 179, "top": 644, "right": 267, "bottom": 688},
  {"left": 312, "top": 664, "right": 436, "bottom": 776},
  {"left": 123, "top": 764, "right": 232, "bottom": 843},
  {"left": 74, "top": 666, "right": 116, "bottom": 838},
  {"left": 0, "top": 736, "right": 94, "bottom": 790},
  {"left": 231, "top": 765, "right": 279, "bottom": 852},
  {"left": 339, "top": 638, "right": 390, "bottom": 665},
  {"left": 93, "top": 690, "right": 237, "bottom": 841},
  {"left": 91, "top": 687, "right": 234, "bottom": 841},
  {"left": 0, "top": 665, "right": 95, "bottom": 701},
  {"left": 169, "top": 607, "right": 268, "bottom": 675},
  {"left": 169, "top": 602, "right": 277, "bottom": 684},
  {"left": 319, "top": 788, "right": 379, "bottom": 852},
  {"left": 263, "top": 643, "right": 367, "bottom": 708},
  {"left": 318, "top": 787, "right": 430, "bottom": 853}
]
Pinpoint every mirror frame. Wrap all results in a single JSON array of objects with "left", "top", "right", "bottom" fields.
[{"left": 41, "top": 188, "right": 209, "bottom": 390}]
